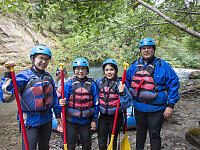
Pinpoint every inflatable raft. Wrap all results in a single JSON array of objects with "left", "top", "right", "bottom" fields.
[{"left": 126, "top": 106, "right": 136, "bottom": 129}]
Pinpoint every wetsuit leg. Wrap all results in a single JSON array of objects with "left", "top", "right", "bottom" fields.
[
  {"left": 78, "top": 123, "right": 92, "bottom": 150},
  {"left": 66, "top": 122, "right": 78, "bottom": 150},
  {"left": 22, "top": 126, "right": 38, "bottom": 150},
  {"left": 147, "top": 110, "right": 164, "bottom": 150},
  {"left": 38, "top": 121, "right": 52, "bottom": 150},
  {"left": 98, "top": 114, "right": 109, "bottom": 150},
  {"left": 135, "top": 109, "right": 148, "bottom": 150}
]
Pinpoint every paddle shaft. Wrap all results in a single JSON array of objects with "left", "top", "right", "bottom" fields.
[
  {"left": 60, "top": 65, "right": 67, "bottom": 150},
  {"left": 10, "top": 68, "right": 29, "bottom": 150},
  {"left": 111, "top": 69, "right": 126, "bottom": 135},
  {"left": 123, "top": 69, "right": 128, "bottom": 132}
]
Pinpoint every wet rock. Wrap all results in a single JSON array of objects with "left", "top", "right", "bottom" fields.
[{"left": 189, "top": 71, "right": 200, "bottom": 79}]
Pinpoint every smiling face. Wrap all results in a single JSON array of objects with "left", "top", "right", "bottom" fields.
[
  {"left": 140, "top": 45, "right": 155, "bottom": 61},
  {"left": 32, "top": 54, "right": 50, "bottom": 70},
  {"left": 104, "top": 64, "right": 116, "bottom": 80},
  {"left": 74, "top": 66, "right": 88, "bottom": 79}
]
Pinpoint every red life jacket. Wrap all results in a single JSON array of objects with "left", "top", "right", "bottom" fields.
[
  {"left": 21, "top": 75, "right": 53, "bottom": 112},
  {"left": 130, "top": 59, "right": 161, "bottom": 104},
  {"left": 67, "top": 78, "right": 94, "bottom": 117},
  {"left": 99, "top": 77, "right": 120, "bottom": 115}
]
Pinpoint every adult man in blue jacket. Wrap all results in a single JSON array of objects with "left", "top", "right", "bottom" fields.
[{"left": 126, "top": 38, "right": 180, "bottom": 150}]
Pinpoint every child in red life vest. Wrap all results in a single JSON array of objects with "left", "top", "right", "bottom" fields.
[
  {"left": 0, "top": 45, "right": 62, "bottom": 150},
  {"left": 96, "top": 59, "right": 132, "bottom": 150},
  {"left": 59, "top": 58, "right": 99, "bottom": 150}
]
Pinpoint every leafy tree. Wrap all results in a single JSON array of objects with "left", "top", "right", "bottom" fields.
[{"left": 0, "top": 0, "right": 199, "bottom": 67}]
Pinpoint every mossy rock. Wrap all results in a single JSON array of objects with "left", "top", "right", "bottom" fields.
[
  {"left": 185, "top": 127, "right": 200, "bottom": 149},
  {"left": 189, "top": 128, "right": 200, "bottom": 138}
]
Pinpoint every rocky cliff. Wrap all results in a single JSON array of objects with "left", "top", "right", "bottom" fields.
[{"left": 0, "top": 13, "right": 58, "bottom": 71}]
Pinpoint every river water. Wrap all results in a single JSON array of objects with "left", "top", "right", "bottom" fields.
[{"left": 0, "top": 67, "right": 199, "bottom": 116}]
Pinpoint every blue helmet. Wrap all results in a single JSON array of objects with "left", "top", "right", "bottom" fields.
[
  {"left": 73, "top": 58, "right": 89, "bottom": 67},
  {"left": 30, "top": 45, "right": 52, "bottom": 59},
  {"left": 139, "top": 38, "right": 155, "bottom": 48},
  {"left": 102, "top": 59, "right": 118, "bottom": 73},
  {"left": 73, "top": 58, "right": 89, "bottom": 73},
  {"left": 102, "top": 59, "right": 117, "bottom": 67}
]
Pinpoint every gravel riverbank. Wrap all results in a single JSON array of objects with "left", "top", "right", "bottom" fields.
[{"left": 0, "top": 80, "right": 199, "bottom": 150}]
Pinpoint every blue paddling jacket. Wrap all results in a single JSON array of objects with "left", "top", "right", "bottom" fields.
[
  {"left": 0, "top": 67, "right": 61, "bottom": 127},
  {"left": 126, "top": 57, "right": 180, "bottom": 112}
]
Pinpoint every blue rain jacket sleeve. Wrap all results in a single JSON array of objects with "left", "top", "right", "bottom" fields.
[
  {"left": 116, "top": 81, "right": 132, "bottom": 109},
  {"left": 0, "top": 71, "right": 30, "bottom": 103},
  {"left": 91, "top": 81, "right": 99, "bottom": 120},
  {"left": 162, "top": 61, "right": 180, "bottom": 106}
]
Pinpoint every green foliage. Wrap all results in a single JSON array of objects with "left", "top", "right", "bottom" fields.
[
  {"left": 1, "top": 0, "right": 199, "bottom": 68},
  {"left": 157, "top": 37, "right": 200, "bottom": 68},
  {"left": 183, "top": 36, "right": 200, "bottom": 52}
]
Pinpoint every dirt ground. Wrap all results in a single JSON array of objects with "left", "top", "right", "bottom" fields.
[{"left": 0, "top": 80, "right": 199, "bottom": 150}]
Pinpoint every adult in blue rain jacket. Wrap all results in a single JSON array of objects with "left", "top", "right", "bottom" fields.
[
  {"left": 126, "top": 38, "right": 180, "bottom": 150},
  {"left": 59, "top": 57, "right": 99, "bottom": 150},
  {"left": 96, "top": 59, "right": 132, "bottom": 150},
  {"left": 0, "top": 45, "right": 61, "bottom": 150}
]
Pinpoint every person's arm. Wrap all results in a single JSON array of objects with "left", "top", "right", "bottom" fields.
[
  {"left": 0, "top": 71, "right": 29, "bottom": 103},
  {"left": 117, "top": 81, "right": 132, "bottom": 108},
  {"left": 164, "top": 62, "right": 180, "bottom": 118},
  {"left": 165, "top": 62, "right": 180, "bottom": 108},
  {"left": 58, "top": 80, "right": 73, "bottom": 107},
  {"left": 51, "top": 75, "right": 62, "bottom": 119},
  {"left": 91, "top": 80, "right": 99, "bottom": 121}
]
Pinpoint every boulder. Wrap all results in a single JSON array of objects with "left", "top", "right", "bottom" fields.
[
  {"left": 185, "top": 127, "right": 200, "bottom": 149},
  {"left": 189, "top": 71, "right": 200, "bottom": 79}
]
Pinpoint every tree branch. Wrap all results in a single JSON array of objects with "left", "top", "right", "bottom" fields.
[
  {"left": 164, "top": 9, "right": 200, "bottom": 15},
  {"left": 79, "top": 22, "right": 169, "bottom": 47},
  {"left": 136, "top": 0, "right": 200, "bottom": 39}
]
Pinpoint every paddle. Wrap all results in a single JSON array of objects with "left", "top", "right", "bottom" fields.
[
  {"left": 8, "top": 65, "right": 29, "bottom": 150},
  {"left": 135, "top": 79, "right": 145, "bottom": 92},
  {"left": 59, "top": 63, "right": 67, "bottom": 150},
  {"left": 121, "top": 63, "right": 131, "bottom": 150},
  {"left": 121, "top": 75, "right": 145, "bottom": 150},
  {"left": 107, "top": 62, "right": 129, "bottom": 150}
]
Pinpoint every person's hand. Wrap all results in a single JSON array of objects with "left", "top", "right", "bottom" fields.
[
  {"left": 59, "top": 98, "right": 66, "bottom": 106},
  {"left": 164, "top": 107, "right": 173, "bottom": 118},
  {"left": 57, "top": 118, "right": 62, "bottom": 126},
  {"left": 118, "top": 81, "right": 125, "bottom": 93},
  {"left": 90, "top": 121, "right": 97, "bottom": 131},
  {"left": 57, "top": 118, "right": 64, "bottom": 132},
  {"left": 4, "top": 61, "right": 15, "bottom": 72}
]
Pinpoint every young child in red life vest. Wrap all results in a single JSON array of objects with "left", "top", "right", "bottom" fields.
[
  {"left": 96, "top": 59, "right": 132, "bottom": 150},
  {"left": 59, "top": 57, "right": 99, "bottom": 150}
]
